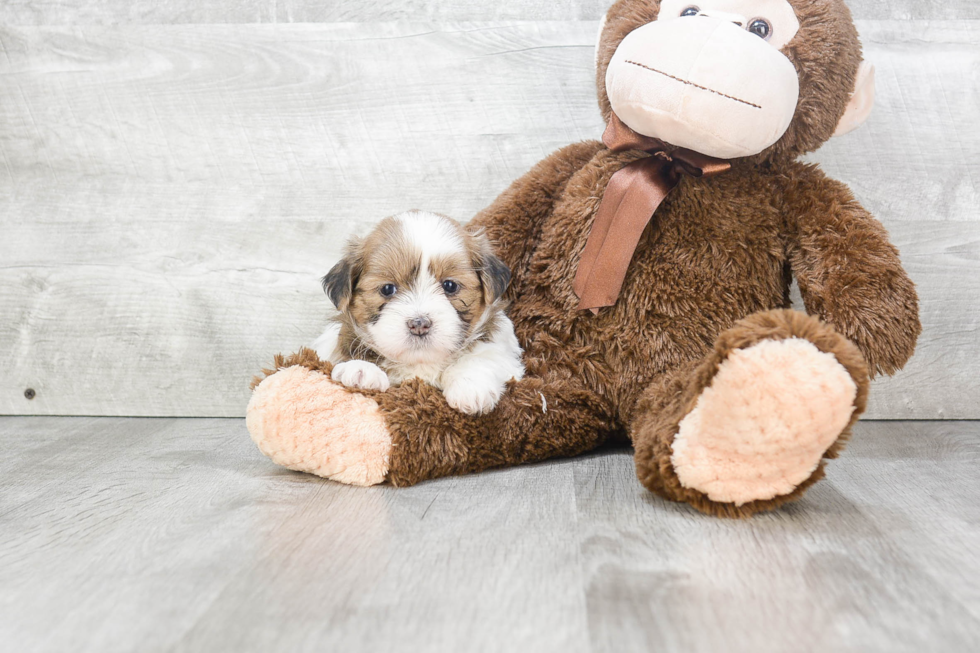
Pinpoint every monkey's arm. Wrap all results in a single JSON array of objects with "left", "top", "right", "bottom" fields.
[
  {"left": 468, "top": 141, "right": 603, "bottom": 284},
  {"left": 781, "top": 164, "right": 921, "bottom": 376}
]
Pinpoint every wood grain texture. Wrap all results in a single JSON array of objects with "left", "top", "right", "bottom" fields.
[
  {"left": 575, "top": 420, "right": 980, "bottom": 652},
  {"left": 0, "top": 20, "right": 976, "bottom": 417},
  {"left": 1, "top": 416, "right": 978, "bottom": 652},
  {"left": 1, "top": 1, "right": 976, "bottom": 24}
]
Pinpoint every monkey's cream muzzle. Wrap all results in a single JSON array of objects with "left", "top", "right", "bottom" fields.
[{"left": 605, "top": 16, "right": 800, "bottom": 159}]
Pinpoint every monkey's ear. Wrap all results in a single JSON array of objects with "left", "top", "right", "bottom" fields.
[
  {"left": 321, "top": 239, "right": 363, "bottom": 312},
  {"left": 833, "top": 61, "right": 876, "bottom": 137},
  {"left": 594, "top": 10, "right": 609, "bottom": 69}
]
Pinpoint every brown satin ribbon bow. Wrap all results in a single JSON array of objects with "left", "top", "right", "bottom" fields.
[{"left": 572, "top": 113, "right": 731, "bottom": 313}]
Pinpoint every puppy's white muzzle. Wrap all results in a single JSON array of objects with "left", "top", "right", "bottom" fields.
[{"left": 368, "top": 287, "right": 462, "bottom": 365}]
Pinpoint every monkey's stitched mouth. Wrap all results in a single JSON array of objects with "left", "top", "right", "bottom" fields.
[{"left": 625, "top": 60, "right": 762, "bottom": 110}]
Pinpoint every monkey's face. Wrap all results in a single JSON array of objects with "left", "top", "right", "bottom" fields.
[{"left": 597, "top": 0, "right": 866, "bottom": 161}]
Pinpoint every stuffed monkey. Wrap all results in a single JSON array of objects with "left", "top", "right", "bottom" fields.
[{"left": 246, "top": 0, "right": 920, "bottom": 517}]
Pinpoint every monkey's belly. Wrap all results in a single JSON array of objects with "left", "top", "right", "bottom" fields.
[{"left": 510, "top": 223, "right": 789, "bottom": 410}]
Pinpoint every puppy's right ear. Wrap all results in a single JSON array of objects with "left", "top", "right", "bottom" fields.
[{"left": 322, "top": 239, "right": 363, "bottom": 312}]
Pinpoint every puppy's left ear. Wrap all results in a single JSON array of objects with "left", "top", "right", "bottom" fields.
[{"left": 475, "top": 239, "right": 512, "bottom": 304}]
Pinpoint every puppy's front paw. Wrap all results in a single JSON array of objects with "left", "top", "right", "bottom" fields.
[
  {"left": 331, "top": 360, "right": 391, "bottom": 391},
  {"left": 443, "top": 378, "right": 503, "bottom": 415}
]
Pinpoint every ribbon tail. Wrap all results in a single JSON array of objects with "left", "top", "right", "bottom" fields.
[
  {"left": 573, "top": 164, "right": 638, "bottom": 300},
  {"left": 575, "top": 157, "right": 675, "bottom": 311}
]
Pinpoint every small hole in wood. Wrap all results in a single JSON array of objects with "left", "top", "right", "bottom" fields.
[{"left": 24, "top": 388, "right": 36, "bottom": 400}]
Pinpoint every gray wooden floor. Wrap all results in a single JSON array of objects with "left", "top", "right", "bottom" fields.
[{"left": 1, "top": 418, "right": 978, "bottom": 652}]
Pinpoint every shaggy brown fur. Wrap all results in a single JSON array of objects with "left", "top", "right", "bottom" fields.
[
  {"left": 251, "top": 347, "right": 332, "bottom": 390},
  {"left": 252, "top": 0, "right": 920, "bottom": 517}
]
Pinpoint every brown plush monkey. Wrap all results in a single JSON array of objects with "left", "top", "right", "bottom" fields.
[{"left": 246, "top": 0, "right": 920, "bottom": 517}]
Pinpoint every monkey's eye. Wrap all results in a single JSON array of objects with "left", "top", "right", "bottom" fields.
[
  {"left": 379, "top": 283, "right": 397, "bottom": 297},
  {"left": 680, "top": 6, "right": 700, "bottom": 17},
  {"left": 441, "top": 280, "right": 459, "bottom": 295},
  {"left": 748, "top": 18, "right": 772, "bottom": 40}
]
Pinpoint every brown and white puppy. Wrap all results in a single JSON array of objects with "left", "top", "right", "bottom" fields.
[{"left": 312, "top": 210, "right": 524, "bottom": 415}]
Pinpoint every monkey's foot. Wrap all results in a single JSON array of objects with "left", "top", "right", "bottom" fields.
[
  {"left": 246, "top": 366, "right": 391, "bottom": 485},
  {"left": 670, "top": 337, "right": 858, "bottom": 505}
]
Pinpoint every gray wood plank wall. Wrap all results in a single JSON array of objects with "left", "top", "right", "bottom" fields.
[
  {"left": 1, "top": 6, "right": 977, "bottom": 418},
  {"left": 3, "top": 1, "right": 979, "bottom": 23}
]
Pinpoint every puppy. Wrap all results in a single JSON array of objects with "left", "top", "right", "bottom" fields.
[{"left": 312, "top": 210, "right": 524, "bottom": 415}]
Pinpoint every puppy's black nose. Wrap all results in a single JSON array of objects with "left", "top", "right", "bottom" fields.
[{"left": 408, "top": 316, "right": 432, "bottom": 336}]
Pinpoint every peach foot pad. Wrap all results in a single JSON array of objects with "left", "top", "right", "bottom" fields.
[
  {"left": 247, "top": 365, "right": 391, "bottom": 486},
  {"left": 671, "top": 337, "right": 857, "bottom": 505}
]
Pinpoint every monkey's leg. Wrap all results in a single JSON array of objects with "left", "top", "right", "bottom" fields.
[
  {"left": 630, "top": 310, "right": 869, "bottom": 518},
  {"left": 247, "top": 354, "right": 620, "bottom": 486}
]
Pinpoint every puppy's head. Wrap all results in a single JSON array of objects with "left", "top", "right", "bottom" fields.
[{"left": 322, "top": 210, "right": 511, "bottom": 366}]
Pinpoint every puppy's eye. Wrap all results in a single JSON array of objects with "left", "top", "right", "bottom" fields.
[
  {"left": 680, "top": 6, "right": 699, "bottom": 17},
  {"left": 441, "top": 280, "right": 459, "bottom": 295},
  {"left": 379, "top": 283, "right": 397, "bottom": 297},
  {"left": 748, "top": 18, "right": 772, "bottom": 39}
]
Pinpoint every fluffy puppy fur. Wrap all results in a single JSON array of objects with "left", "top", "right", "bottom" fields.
[{"left": 312, "top": 210, "right": 525, "bottom": 415}]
